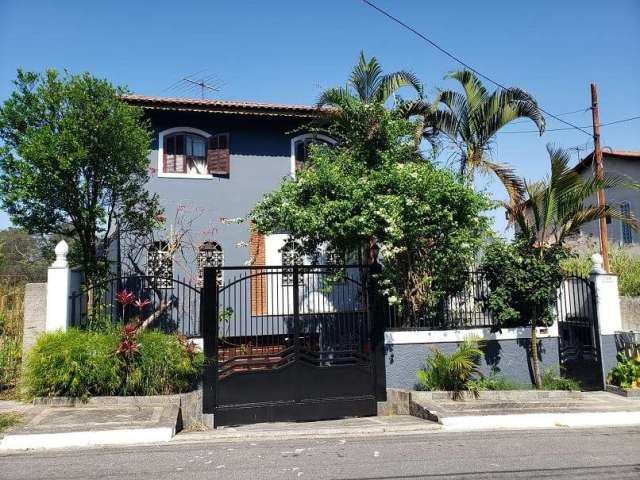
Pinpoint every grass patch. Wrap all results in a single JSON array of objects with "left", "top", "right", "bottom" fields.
[
  {"left": 0, "top": 413, "right": 21, "bottom": 434},
  {"left": 0, "top": 280, "right": 24, "bottom": 395},
  {"left": 470, "top": 375, "right": 528, "bottom": 391}
]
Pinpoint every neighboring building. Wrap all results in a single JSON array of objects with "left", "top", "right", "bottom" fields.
[
  {"left": 573, "top": 150, "right": 640, "bottom": 245},
  {"left": 118, "top": 95, "right": 334, "bottom": 285}
]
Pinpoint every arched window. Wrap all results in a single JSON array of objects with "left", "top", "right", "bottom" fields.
[
  {"left": 197, "top": 241, "right": 224, "bottom": 287},
  {"left": 281, "top": 240, "right": 304, "bottom": 286},
  {"left": 291, "top": 134, "right": 335, "bottom": 173}
]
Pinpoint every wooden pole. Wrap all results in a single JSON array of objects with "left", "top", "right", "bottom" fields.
[{"left": 591, "top": 83, "right": 610, "bottom": 272}]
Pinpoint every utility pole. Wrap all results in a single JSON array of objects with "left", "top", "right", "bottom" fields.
[{"left": 591, "top": 83, "right": 610, "bottom": 272}]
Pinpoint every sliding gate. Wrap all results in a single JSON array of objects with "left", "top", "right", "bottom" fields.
[{"left": 202, "top": 265, "right": 381, "bottom": 426}]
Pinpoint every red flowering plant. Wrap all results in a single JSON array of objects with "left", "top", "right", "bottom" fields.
[{"left": 176, "top": 334, "right": 200, "bottom": 359}]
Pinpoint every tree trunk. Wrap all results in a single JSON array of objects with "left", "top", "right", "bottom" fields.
[{"left": 531, "top": 323, "right": 542, "bottom": 388}]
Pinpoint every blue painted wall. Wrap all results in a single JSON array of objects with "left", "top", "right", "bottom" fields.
[
  {"left": 126, "top": 109, "right": 312, "bottom": 276},
  {"left": 385, "top": 338, "right": 561, "bottom": 389}
]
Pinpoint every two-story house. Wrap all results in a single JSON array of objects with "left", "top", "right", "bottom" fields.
[
  {"left": 119, "top": 95, "right": 335, "bottom": 288},
  {"left": 572, "top": 150, "right": 640, "bottom": 245}
]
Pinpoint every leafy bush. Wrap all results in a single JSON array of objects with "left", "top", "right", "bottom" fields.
[
  {"left": 416, "top": 337, "right": 482, "bottom": 399},
  {"left": 22, "top": 328, "right": 204, "bottom": 399},
  {"left": 607, "top": 353, "right": 640, "bottom": 389},
  {"left": 540, "top": 369, "right": 580, "bottom": 391},
  {"left": 22, "top": 329, "right": 122, "bottom": 400},
  {"left": 122, "top": 330, "right": 204, "bottom": 395},
  {"left": 469, "top": 375, "right": 524, "bottom": 391}
]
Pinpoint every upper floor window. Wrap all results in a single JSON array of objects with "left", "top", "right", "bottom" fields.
[
  {"left": 291, "top": 134, "right": 335, "bottom": 173},
  {"left": 159, "top": 128, "right": 230, "bottom": 178}
]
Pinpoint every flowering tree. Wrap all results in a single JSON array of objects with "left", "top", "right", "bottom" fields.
[{"left": 252, "top": 106, "right": 492, "bottom": 320}]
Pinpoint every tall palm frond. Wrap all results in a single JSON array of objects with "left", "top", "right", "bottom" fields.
[
  {"left": 506, "top": 145, "right": 640, "bottom": 246},
  {"left": 318, "top": 52, "right": 423, "bottom": 109},
  {"left": 430, "top": 70, "right": 545, "bottom": 203}
]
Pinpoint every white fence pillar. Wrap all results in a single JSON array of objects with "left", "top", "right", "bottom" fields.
[
  {"left": 590, "top": 253, "right": 622, "bottom": 335},
  {"left": 45, "top": 240, "right": 71, "bottom": 332}
]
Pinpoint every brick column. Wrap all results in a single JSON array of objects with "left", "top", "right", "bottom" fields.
[{"left": 249, "top": 226, "right": 267, "bottom": 316}]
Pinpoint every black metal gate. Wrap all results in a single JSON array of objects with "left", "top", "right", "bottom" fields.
[
  {"left": 201, "top": 265, "right": 383, "bottom": 426},
  {"left": 556, "top": 277, "right": 604, "bottom": 391}
]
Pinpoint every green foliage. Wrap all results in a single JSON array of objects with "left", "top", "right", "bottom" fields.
[
  {"left": 481, "top": 237, "right": 568, "bottom": 330},
  {"left": 561, "top": 246, "right": 640, "bottom": 296},
  {"left": 121, "top": 330, "right": 204, "bottom": 395},
  {"left": 540, "top": 369, "right": 581, "bottom": 391},
  {"left": 22, "top": 329, "right": 122, "bottom": 400},
  {"left": 253, "top": 106, "right": 492, "bottom": 319},
  {"left": 430, "top": 70, "right": 545, "bottom": 202},
  {"left": 0, "top": 413, "right": 21, "bottom": 433},
  {"left": 22, "top": 328, "right": 203, "bottom": 399},
  {"left": 607, "top": 353, "right": 640, "bottom": 389},
  {"left": 469, "top": 374, "right": 524, "bottom": 391},
  {"left": 0, "top": 69, "right": 162, "bottom": 285},
  {"left": 0, "top": 337, "right": 21, "bottom": 391},
  {"left": 416, "top": 337, "right": 483, "bottom": 399}
]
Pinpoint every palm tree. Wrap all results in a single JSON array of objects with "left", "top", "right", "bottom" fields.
[
  {"left": 431, "top": 70, "right": 546, "bottom": 203},
  {"left": 318, "top": 51, "right": 423, "bottom": 110},
  {"left": 506, "top": 145, "right": 640, "bottom": 385}
]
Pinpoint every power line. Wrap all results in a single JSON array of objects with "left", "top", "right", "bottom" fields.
[
  {"left": 359, "top": 0, "right": 593, "bottom": 137},
  {"left": 498, "top": 115, "right": 640, "bottom": 134}
]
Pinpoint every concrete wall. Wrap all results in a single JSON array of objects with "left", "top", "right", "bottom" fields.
[
  {"left": 620, "top": 297, "right": 640, "bottom": 331},
  {"left": 22, "top": 283, "right": 47, "bottom": 353},
  {"left": 385, "top": 337, "right": 560, "bottom": 389}
]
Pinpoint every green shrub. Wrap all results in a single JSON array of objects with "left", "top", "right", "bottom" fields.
[
  {"left": 416, "top": 337, "right": 482, "bottom": 399},
  {"left": 0, "top": 337, "right": 22, "bottom": 390},
  {"left": 0, "top": 412, "right": 21, "bottom": 433},
  {"left": 22, "top": 329, "right": 122, "bottom": 400},
  {"left": 540, "top": 369, "right": 580, "bottom": 391},
  {"left": 469, "top": 375, "right": 524, "bottom": 391},
  {"left": 122, "top": 331, "right": 204, "bottom": 395},
  {"left": 607, "top": 353, "right": 640, "bottom": 389},
  {"left": 22, "top": 328, "right": 204, "bottom": 399}
]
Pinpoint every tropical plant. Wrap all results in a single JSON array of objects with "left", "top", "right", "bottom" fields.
[
  {"left": 416, "top": 337, "right": 483, "bottom": 399},
  {"left": 318, "top": 51, "right": 423, "bottom": 111},
  {"left": 0, "top": 69, "right": 162, "bottom": 287},
  {"left": 252, "top": 109, "right": 492, "bottom": 322},
  {"left": 607, "top": 353, "right": 640, "bottom": 389},
  {"left": 428, "top": 70, "right": 545, "bottom": 202},
  {"left": 493, "top": 145, "right": 640, "bottom": 387}
]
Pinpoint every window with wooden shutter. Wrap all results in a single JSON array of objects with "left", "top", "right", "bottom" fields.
[{"left": 207, "top": 133, "right": 230, "bottom": 176}]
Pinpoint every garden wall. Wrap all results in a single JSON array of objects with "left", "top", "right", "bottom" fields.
[
  {"left": 22, "top": 283, "right": 46, "bottom": 352},
  {"left": 620, "top": 297, "right": 640, "bottom": 331},
  {"left": 384, "top": 327, "right": 560, "bottom": 389}
]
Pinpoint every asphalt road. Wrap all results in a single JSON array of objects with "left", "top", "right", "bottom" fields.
[{"left": 1, "top": 427, "right": 640, "bottom": 480}]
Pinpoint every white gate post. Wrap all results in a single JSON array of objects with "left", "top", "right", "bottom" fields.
[
  {"left": 45, "top": 240, "right": 71, "bottom": 332},
  {"left": 589, "top": 253, "right": 622, "bottom": 335}
]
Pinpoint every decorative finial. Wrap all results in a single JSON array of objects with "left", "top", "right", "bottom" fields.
[
  {"left": 591, "top": 253, "right": 605, "bottom": 274},
  {"left": 52, "top": 240, "right": 69, "bottom": 268}
]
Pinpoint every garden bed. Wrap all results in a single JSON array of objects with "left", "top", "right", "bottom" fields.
[{"left": 606, "top": 384, "right": 640, "bottom": 398}]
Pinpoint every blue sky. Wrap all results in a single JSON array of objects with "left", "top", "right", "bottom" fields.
[{"left": 1, "top": 0, "right": 639, "bottom": 234}]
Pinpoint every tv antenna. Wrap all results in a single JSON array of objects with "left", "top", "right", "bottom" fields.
[{"left": 160, "top": 70, "right": 224, "bottom": 99}]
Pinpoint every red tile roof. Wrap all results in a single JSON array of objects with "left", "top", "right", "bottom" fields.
[
  {"left": 572, "top": 149, "right": 640, "bottom": 174},
  {"left": 122, "top": 94, "right": 328, "bottom": 118}
]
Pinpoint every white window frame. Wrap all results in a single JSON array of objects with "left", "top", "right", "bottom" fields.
[
  {"left": 290, "top": 133, "right": 336, "bottom": 177},
  {"left": 158, "top": 127, "right": 213, "bottom": 180}
]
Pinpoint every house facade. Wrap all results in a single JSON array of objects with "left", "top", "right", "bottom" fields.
[
  {"left": 574, "top": 150, "right": 640, "bottom": 245},
  {"left": 120, "top": 95, "right": 334, "bottom": 285}
]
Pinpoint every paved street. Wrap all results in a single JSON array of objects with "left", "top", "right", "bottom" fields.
[{"left": 1, "top": 427, "right": 639, "bottom": 479}]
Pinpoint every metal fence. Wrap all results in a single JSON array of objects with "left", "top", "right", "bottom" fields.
[
  {"left": 69, "top": 274, "right": 201, "bottom": 337},
  {"left": 386, "top": 270, "right": 494, "bottom": 330}
]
